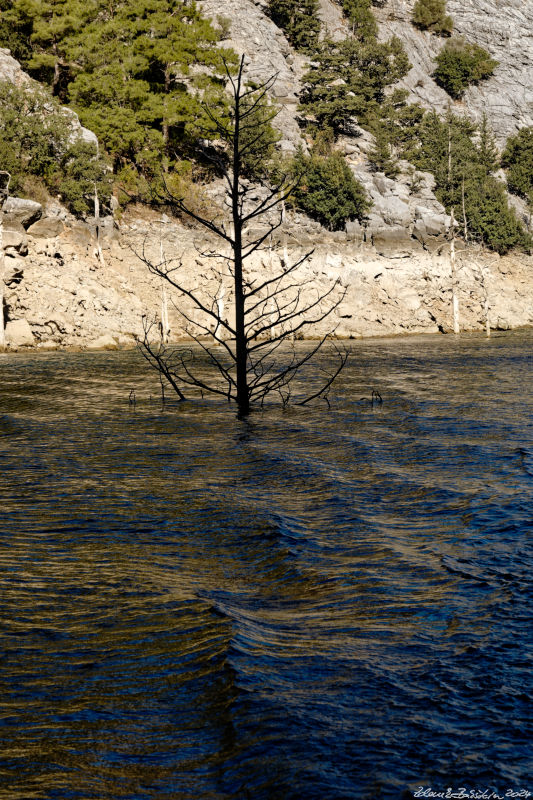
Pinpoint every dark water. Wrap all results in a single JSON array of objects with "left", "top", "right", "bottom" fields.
[{"left": 0, "top": 332, "right": 531, "bottom": 800}]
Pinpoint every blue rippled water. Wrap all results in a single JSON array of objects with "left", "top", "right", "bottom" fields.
[{"left": 0, "top": 331, "right": 531, "bottom": 799}]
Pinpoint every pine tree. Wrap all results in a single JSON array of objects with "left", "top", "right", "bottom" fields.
[
  {"left": 502, "top": 127, "right": 533, "bottom": 210},
  {"left": 367, "top": 126, "right": 399, "bottom": 177},
  {"left": 300, "top": 35, "right": 410, "bottom": 136},
  {"left": 65, "top": 0, "right": 235, "bottom": 183},
  {"left": 27, "top": 0, "right": 93, "bottom": 96},
  {"left": 340, "top": 0, "right": 378, "bottom": 40},
  {"left": 0, "top": 0, "right": 35, "bottom": 65},
  {"left": 267, "top": 0, "right": 320, "bottom": 53}
]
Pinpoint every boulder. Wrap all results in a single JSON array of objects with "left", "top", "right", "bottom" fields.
[
  {"left": 345, "top": 219, "right": 364, "bottom": 241},
  {"left": 372, "top": 227, "right": 419, "bottom": 258},
  {"left": 412, "top": 219, "right": 447, "bottom": 252},
  {"left": 4, "top": 318, "right": 34, "bottom": 347},
  {"left": 2, "top": 197, "right": 42, "bottom": 227},
  {"left": 415, "top": 208, "right": 450, "bottom": 237},
  {"left": 3, "top": 255, "right": 24, "bottom": 286},
  {"left": 86, "top": 333, "right": 119, "bottom": 350},
  {"left": 27, "top": 217, "right": 65, "bottom": 239},
  {"left": 375, "top": 196, "right": 412, "bottom": 227},
  {"left": 2, "top": 219, "right": 28, "bottom": 254}
]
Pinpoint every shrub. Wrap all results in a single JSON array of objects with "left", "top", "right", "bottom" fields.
[
  {"left": 412, "top": 0, "right": 453, "bottom": 36},
  {"left": 292, "top": 149, "right": 371, "bottom": 230},
  {"left": 433, "top": 37, "right": 497, "bottom": 98}
]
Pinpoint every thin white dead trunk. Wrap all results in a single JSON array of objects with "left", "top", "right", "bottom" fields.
[
  {"left": 281, "top": 200, "right": 289, "bottom": 267},
  {"left": 471, "top": 252, "right": 491, "bottom": 338},
  {"left": 214, "top": 284, "right": 225, "bottom": 341},
  {"left": 94, "top": 182, "right": 105, "bottom": 268},
  {"left": 159, "top": 227, "right": 169, "bottom": 343},
  {"left": 450, "top": 208, "right": 460, "bottom": 334}
]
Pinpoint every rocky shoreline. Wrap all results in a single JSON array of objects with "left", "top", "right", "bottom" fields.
[{"left": 1, "top": 197, "right": 532, "bottom": 352}]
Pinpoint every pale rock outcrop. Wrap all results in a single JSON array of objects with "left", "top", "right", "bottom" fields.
[
  {"left": 376, "top": 0, "right": 533, "bottom": 143},
  {"left": 2, "top": 218, "right": 28, "bottom": 255},
  {"left": 5, "top": 318, "right": 34, "bottom": 347},
  {"left": 87, "top": 333, "right": 119, "bottom": 350}
]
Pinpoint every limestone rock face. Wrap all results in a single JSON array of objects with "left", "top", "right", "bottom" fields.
[{"left": 376, "top": 0, "right": 533, "bottom": 144}]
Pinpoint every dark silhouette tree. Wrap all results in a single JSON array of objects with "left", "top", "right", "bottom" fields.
[{"left": 137, "top": 56, "right": 348, "bottom": 415}]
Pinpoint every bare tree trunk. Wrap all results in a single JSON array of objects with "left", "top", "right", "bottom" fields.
[
  {"left": 231, "top": 68, "right": 250, "bottom": 415},
  {"left": 461, "top": 175, "right": 468, "bottom": 241},
  {"left": 450, "top": 208, "right": 460, "bottom": 334},
  {"left": 159, "top": 229, "right": 170, "bottom": 344},
  {"left": 94, "top": 182, "right": 105, "bottom": 268}
]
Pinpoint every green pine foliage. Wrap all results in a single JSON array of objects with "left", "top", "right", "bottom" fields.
[
  {"left": 501, "top": 127, "right": 533, "bottom": 209},
  {"left": 405, "top": 109, "right": 528, "bottom": 253},
  {"left": 412, "top": 0, "right": 453, "bottom": 36},
  {"left": 300, "top": 35, "right": 410, "bottom": 136},
  {"left": 339, "top": 0, "right": 378, "bottom": 40},
  {"left": 0, "top": 0, "right": 239, "bottom": 201},
  {"left": 0, "top": 0, "right": 34, "bottom": 65},
  {"left": 434, "top": 37, "right": 498, "bottom": 98},
  {"left": 367, "top": 126, "right": 400, "bottom": 177},
  {"left": 267, "top": 0, "right": 321, "bottom": 52},
  {"left": 0, "top": 81, "right": 111, "bottom": 214},
  {"left": 291, "top": 148, "right": 371, "bottom": 230}
]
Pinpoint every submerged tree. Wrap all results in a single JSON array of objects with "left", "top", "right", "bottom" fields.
[{"left": 137, "top": 57, "right": 348, "bottom": 414}]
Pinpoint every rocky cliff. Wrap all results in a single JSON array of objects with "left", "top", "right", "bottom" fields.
[{"left": 1, "top": 0, "right": 532, "bottom": 350}]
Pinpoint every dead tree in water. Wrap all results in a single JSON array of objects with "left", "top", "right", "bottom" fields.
[{"left": 137, "top": 57, "right": 347, "bottom": 414}]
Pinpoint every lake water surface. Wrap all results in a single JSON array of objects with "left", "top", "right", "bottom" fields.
[{"left": 0, "top": 332, "right": 531, "bottom": 799}]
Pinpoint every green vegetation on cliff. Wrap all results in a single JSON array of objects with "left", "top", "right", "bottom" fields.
[
  {"left": 1, "top": 0, "right": 237, "bottom": 199},
  {"left": 412, "top": 0, "right": 453, "bottom": 36},
  {"left": 434, "top": 37, "right": 498, "bottom": 98},
  {"left": 291, "top": 146, "right": 370, "bottom": 230},
  {"left": 405, "top": 110, "right": 528, "bottom": 253},
  {"left": 0, "top": 81, "right": 111, "bottom": 214},
  {"left": 299, "top": 35, "right": 410, "bottom": 137},
  {"left": 502, "top": 127, "right": 533, "bottom": 213},
  {"left": 267, "top": 0, "right": 320, "bottom": 53}
]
